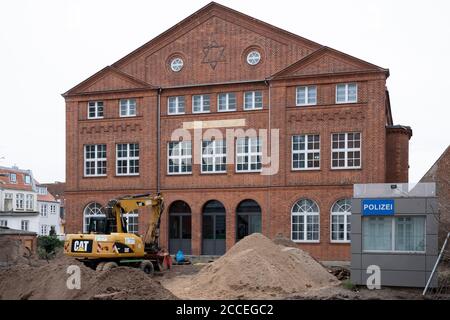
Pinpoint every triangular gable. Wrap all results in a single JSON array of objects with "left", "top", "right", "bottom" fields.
[
  {"left": 63, "top": 66, "right": 153, "bottom": 97},
  {"left": 271, "top": 46, "right": 389, "bottom": 79}
]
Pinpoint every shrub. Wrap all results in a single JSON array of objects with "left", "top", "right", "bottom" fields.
[{"left": 37, "top": 235, "right": 63, "bottom": 260}]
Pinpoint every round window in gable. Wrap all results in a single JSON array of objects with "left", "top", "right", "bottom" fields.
[
  {"left": 170, "top": 57, "right": 184, "bottom": 72},
  {"left": 246, "top": 50, "right": 261, "bottom": 65}
]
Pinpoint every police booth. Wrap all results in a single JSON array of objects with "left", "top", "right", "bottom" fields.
[{"left": 350, "top": 183, "right": 438, "bottom": 288}]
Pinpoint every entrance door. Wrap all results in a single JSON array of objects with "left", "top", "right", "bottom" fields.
[
  {"left": 236, "top": 200, "right": 262, "bottom": 240},
  {"left": 168, "top": 201, "right": 192, "bottom": 255},
  {"left": 202, "top": 200, "right": 226, "bottom": 255}
]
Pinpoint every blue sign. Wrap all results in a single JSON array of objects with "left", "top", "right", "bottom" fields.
[{"left": 362, "top": 199, "right": 395, "bottom": 216}]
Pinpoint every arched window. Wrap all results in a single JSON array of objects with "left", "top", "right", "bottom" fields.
[
  {"left": 83, "top": 202, "right": 104, "bottom": 233},
  {"left": 291, "top": 199, "right": 320, "bottom": 242},
  {"left": 331, "top": 199, "right": 351, "bottom": 242}
]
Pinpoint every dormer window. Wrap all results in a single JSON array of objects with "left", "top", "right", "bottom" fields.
[
  {"left": 10, "top": 173, "right": 16, "bottom": 183},
  {"left": 24, "top": 175, "right": 31, "bottom": 184}
]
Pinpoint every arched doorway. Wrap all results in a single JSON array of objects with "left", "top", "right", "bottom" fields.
[
  {"left": 168, "top": 200, "right": 192, "bottom": 255},
  {"left": 202, "top": 200, "right": 226, "bottom": 255},
  {"left": 236, "top": 200, "right": 261, "bottom": 240}
]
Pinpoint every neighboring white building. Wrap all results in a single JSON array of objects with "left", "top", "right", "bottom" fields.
[
  {"left": 0, "top": 166, "right": 63, "bottom": 238},
  {"left": 36, "top": 184, "right": 62, "bottom": 237}
]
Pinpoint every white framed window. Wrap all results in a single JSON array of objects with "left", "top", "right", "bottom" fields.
[
  {"left": 21, "top": 220, "right": 29, "bottom": 231},
  {"left": 363, "top": 216, "right": 426, "bottom": 253},
  {"left": 84, "top": 144, "right": 107, "bottom": 177},
  {"left": 168, "top": 141, "right": 192, "bottom": 174},
  {"left": 25, "top": 194, "right": 34, "bottom": 211},
  {"left": 201, "top": 140, "right": 227, "bottom": 173},
  {"left": 296, "top": 86, "right": 317, "bottom": 106},
  {"left": 292, "top": 135, "right": 320, "bottom": 170},
  {"left": 331, "top": 133, "right": 361, "bottom": 169},
  {"left": 217, "top": 93, "right": 236, "bottom": 112},
  {"left": 16, "top": 194, "right": 24, "bottom": 210},
  {"left": 168, "top": 96, "right": 185, "bottom": 115},
  {"left": 246, "top": 51, "right": 261, "bottom": 65},
  {"left": 291, "top": 199, "right": 320, "bottom": 242},
  {"left": 236, "top": 137, "right": 262, "bottom": 172},
  {"left": 244, "top": 91, "right": 263, "bottom": 110},
  {"left": 24, "top": 175, "right": 31, "bottom": 184},
  {"left": 10, "top": 173, "right": 17, "bottom": 183},
  {"left": 331, "top": 199, "right": 352, "bottom": 243},
  {"left": 0, "top": 220, "right": 7, "bottom": 227},
  {"left": 38, "top": 187, "right": 47, "bottom": 195},
  {"left": 83, "top": 202, "right": 105, "bottom": 233},
  {"left": 88, "top": 101, "right": 104, "bottom": 119},
  {"left": 120, "top": 99, "right": 137, "bottom": 117},
  {"left": 336, "top": 83, "right": 357, "bottom": 104},
  {"left": 116, "top": 143, "right": 140, "bottom": 176},
  {"left": 50, "top": 204, "right": 56, "bottom": 214},
  {"left": 124, "top": 210, "right": 139, "bottom": 234},
  {"left": 170, "top": 57, "right": 184, "bottom": 72},
  {"left": 192, "top": 95, "right": 211, "bottom": 113},
  {"left": 40, "top": 204, "right": 48, "bottom": 217},
  {"left": 4, "top": 193, "right": 13, "bottom": 211},
  {"left": 40, "top": 224, "right": 49, "bottom": 236}
]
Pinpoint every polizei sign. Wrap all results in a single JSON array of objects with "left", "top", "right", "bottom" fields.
[{"left": 362, "top": 199, "right": 395, "bottom": 216}]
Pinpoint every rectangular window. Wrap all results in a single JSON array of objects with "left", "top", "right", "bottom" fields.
[
  {"left": 24, "top": 175, "right": 31, "bottom": 184},
  {"left": 116, "top": 143, "right": 140, "bottom": 176},
  {"left": 21, "top": 220, "right": 29, "bottom": 231},
  {"left": 4, "top": 193, "right": 13, "bottom": 211},
  {"left": 168, "top": 96, "right": 185, "bottom": 115},
  {"left": 244, "top": 91, "right": 263, "bottom": 110},
  {"left": 168, "top": 141, "right": 192, "bottom": 174},
  {"left": 10, "top": 173, "right": 17, "bottom": 183},
  {"left": 218, "top": 93, "right": 236, "bottom": 112},
  {"left": 296, "top": 86, "right": 317, "bottom": 106},
  {"left": 0, "top": 220, "right": 7, "bottom": 227},
  {"left": 331, "top": 132, "right": 361, "bottom": 169},
  {"left": 88, "top": 101, "right": 104, "bottom": 119},
  {"left": 292, "top": 135, "right": 320, "bottom": 170},
  {"left": 120, "top": 99, "right": 137, "bottom": 117},
  {"left": 192, "top": 95, "right": 210, "bottom": 113},
  {"left": 84, "top": 144, "right": 107, "bottom": 176},
  {"left": 201, "top": 140, "right": 227, "bottom": 173},
  {"left": 40, "top": 204, "right": 48, "bottom": 217},
  {"left": 236, "top": 137, "right": 262, "bottom": 172},
  {"left": 336, "top": 83, "right": 357, "bottom": 103},
  {"left": 40, "top": 224, "right": 48, "bottom": 236},
  {"left": 363, "top": 216, "right": 425, "bottom": 253},
  {"left": 16, "top": 194, "right": 24, "bottom": 210},
  {"left": 25, "top": 194, "right": 34, "bottom": 210},
  {"left": 50, "top": 205, "right": 56, "bottom": 214}
]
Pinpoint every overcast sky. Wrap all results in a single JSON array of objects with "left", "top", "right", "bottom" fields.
[{"left": 0, "top": 0, "right": 448, "bottom": 183}]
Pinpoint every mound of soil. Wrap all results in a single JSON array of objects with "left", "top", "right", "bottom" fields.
[
  {"left": 0, "top": 239, "right": 32, "bottom": 267},
  {"left": 169, "top": 233, "right": 339, "bottom": 299},
  {"left": 0, "top": 257, "right": 177, "bottom": 300}
]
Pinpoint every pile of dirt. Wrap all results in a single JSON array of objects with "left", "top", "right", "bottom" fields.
[
  {"left": 0, "top": 257, "right": 177, "bottom": 300},
  {"left": 168, "top": 233, "right": 339, "bottom": 299}
]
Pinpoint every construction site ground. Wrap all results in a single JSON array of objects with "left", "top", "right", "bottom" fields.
[{"left": 0, "top": 234, "right": 446, "bottom": 300}]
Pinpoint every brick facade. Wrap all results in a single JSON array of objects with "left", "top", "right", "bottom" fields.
[{"left": 63, "top": 2, "right": 411, "bottom": 261}]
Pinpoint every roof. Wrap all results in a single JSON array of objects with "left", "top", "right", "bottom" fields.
[
  {"left": 0, "top": 226, "right": 37, "bottom": 236},
  {"left": 420, "top": 145, "right": 450, "bottom": 182},
  {"left": 37, "top": 192, "right": 58, "bottom": 203},
  {"left": 0, "top": 166, "right": 34, "bottom": 191}
]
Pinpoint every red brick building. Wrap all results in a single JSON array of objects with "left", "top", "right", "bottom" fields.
[{"left": 63, "top": 2, "right": 412, "bottom": 261}]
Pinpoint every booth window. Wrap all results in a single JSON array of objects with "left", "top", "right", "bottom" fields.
[{"left": 362, "top": 216, "right": 425, "bottom": 252}]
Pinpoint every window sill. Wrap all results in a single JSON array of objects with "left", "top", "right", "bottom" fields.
[
  {"left": 330, "top": 241, "right": 351, "bottom": 244},
  {"left": 243, "top": 107, "right": 263, "bottom": 111},
  {"left": 292, "top": 240, "right": 321, "bottom": 244},
  {"left": 291, "top": 168, "right": 321, "bottom": 172},
  {"left": 166, "top": 173, "right": 193, "bottom": 176},
  {"left": 83, "top": 175, "right": 107, "bottom": 178},
  {"left": 235, "top": 170, "right": 263, "bottom": 174},
  {"left": 87, "top": 117, "right": 105, "bottom": 120},
  {"left": 335, "top": 101, "right": 358, "bottom": 105},
  {"left": 192, "top": 111, "right": 211, "bottom": 114},
  {"left": 217, "top": 109, "right": 237, "bottom": 113},
  {"left": 167, "top": 113, "right": 186, "bottom": 116},
  {"left": 330, "top": 167, "right": 362, "bottom": 170},
  {"left": 200, "top": 171, "right": 228, "bottom": 175},
  {"left": 296, "top": 103, "right": 317, "bottom": 107},
  {"left": 115, "top": 174, "right": 140, "bottom": 177},
  {"left": 119, "top": 115, "right": 137, "bottom": 118}
]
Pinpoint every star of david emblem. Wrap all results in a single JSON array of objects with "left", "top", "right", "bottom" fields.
[{"left": 202, "top": 41, "right": 226, "bottom": 70}]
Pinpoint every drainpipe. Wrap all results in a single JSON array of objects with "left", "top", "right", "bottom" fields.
[
  {"left": 157, "top": 88, "right": 162, "bottom": 194},
  {"left": 265, "top": 78, "right": 271, "bottom": 238}
]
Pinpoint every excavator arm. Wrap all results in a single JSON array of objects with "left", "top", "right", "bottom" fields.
[{"left": 104, "top": 193, "right": 164, "bottom": 250}]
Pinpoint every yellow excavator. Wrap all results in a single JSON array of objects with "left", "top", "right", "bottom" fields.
[{"left": 64, "top": 193, "right": 171, "bottom": 275}]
